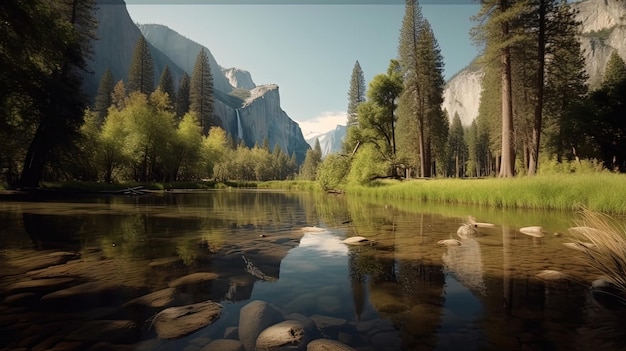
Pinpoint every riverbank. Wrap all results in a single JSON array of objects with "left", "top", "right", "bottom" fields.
[{"left": 346, "top": 173, "right": 626, "bottom": 214}]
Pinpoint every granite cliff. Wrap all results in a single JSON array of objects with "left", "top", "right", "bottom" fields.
[
  {"left": 84, "top": 1, "right": 310, "bottom": 163},
  {"left": 442, "top": 0, "right": 626, "bottom": 126}
]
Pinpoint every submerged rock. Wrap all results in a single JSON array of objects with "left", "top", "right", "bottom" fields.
[
  {"left": 437, "top": 239, "right": 461, "bottom": 247},
  {"left": 200, "top": 339, "right": 244, "bottom": 351},
  {"left": 456, "top": 224, "right": 478, "bottom": 239},
  {"left": 342, "top": 236, "right": 375, "bottom": 246},
  {"left": 255, "top": 320, "right": 309, "bottom": 351},
  {"left": 562, "top": 242, "right": 596, "bottom": 251},
  {"left": 306, "top": 339, "right": 356, "bottom": 351},
  {"left": 168, "top": 272, "right": 219, "bottom": 288},
  {"left": 239, "top": 300, "right": 284, "bottom": 351},
  {"left": 152, "top": 300, "right": 223, "bottom": 339},
  {"left": 467, "top": 216, "right": 495, "bottom": 228}
]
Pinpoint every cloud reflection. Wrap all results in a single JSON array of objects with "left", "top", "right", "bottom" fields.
[{"left": 298, "top": 232, "right": 348, "bottom": 256}]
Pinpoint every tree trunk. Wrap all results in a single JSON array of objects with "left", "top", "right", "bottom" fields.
[
  {"left": 528, "top": 0, "right": 546, "bottom": 176},
  {"left": 17, "top": 124, "right": 48, "bottom": 188},
  {"left": 499, "top": 0, "right": 516, "bottom": 178}
]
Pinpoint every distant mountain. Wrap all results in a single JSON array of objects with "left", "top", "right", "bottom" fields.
[
  {"left": 83, "top": 0, "right": 310, "bottom": 163},
  {"left": 442, "top": 0, "right": 626, "bottom": 126},
  {"left": 306, "top": 125, "right": 347, "bottom": 158}
]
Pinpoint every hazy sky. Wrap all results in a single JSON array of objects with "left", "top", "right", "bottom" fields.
[{"left": 126, "top": 2, "right": 481, "bottom": 137}]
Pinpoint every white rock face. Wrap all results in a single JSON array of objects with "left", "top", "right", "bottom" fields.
[
  {"left": 305, "top": 125, "right": 347, "bottom": 158},
  {"left": 442, "top": 67, "right": 483, "bottom": 126},
  {"left": 443, "top": 0, "right": 626, "bottom": 124},
  {"left": 223, "top": 67, "right": 256, "bottom": 90}
]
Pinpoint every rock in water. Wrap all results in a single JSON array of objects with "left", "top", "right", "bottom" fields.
[
  {"left": 437, "top": 239, "right": 461, "bottom": 247},
  {"left": 520, "top": 226, "right": 545, "bottom": 237},
  {"left": 456, "top": 224, "right": 478, "bottom": 239},
  {"left": 239, "top": 300, "right": 283, "bottom": 351},
  {"left": 342, "top": 236, "right": 375, "bottom": 246},
  {"left": 255, "top": 320, "right": 309, "bottom": 351},
  {"left": 200, "top": 339, "right": 244, "bottom": 351},
  {"left": 467, "top": 216, "right": 495, "bottom": 228},
  {"left": 152, "top": 300, "right": 223, "bottom": 339},
  {"left": 562, "top": 242, "right": 596, "bottom": 251},
  {"left": 307, "top": 339, "right": 356, "bottom": 351}
]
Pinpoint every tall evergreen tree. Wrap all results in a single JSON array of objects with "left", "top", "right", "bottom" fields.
[
  {"left": 543, "top": 1, "right": 587, "bottom": 161},
  {"left": 344, "top": 61, "right": 366, "bottom": 154},
  {"left": 158, "top": 65, "right": 175, "bottom": 109},
  {"left": 397, "top": 0, "right": 446, "bottom": 178},
  {"left": 472, "top": 0, "right": 528, "bottom": 177},
  {"left": 448, "top": 113, "right": 466, "bottom": 178},
  {"left": 128, "top": 35, "right": 154, "bottom": 95},
  {"left": 176, "top": 73, "right": 191, "bottom": 120},
  {"left": 17, "top": 0, "right": 98, "bottom": 187},
  {"left": 347, "top": 61, "right": 366, "bottom": 127},
  {"left": 190, "top": 48, "right": 215, "bottom": 135},
  {"left": 94, "top": 68, "right": 114, "bottom": 126}
]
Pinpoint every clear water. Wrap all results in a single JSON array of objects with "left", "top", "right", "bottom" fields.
[{"left": 0, "top": 190, "right": 624, "bottom": 351}]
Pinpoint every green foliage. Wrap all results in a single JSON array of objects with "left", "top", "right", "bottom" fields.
[
  {"left": 397, "top": 2, "right": 445, "bottom": 178},
  {"left": 299, "top": 139, "right": 322, "bottom": 181},
  {"left": 317, "top": 154, "right": 350, "bottom": 191},
  {"left": 447, "top": 113, "right": 466, "bottom": 177},
  {"left": 128, "top": 35, "right": 154, "bottom": 95},
  {"left": 158, "top": 65, "right": 176, "bottom": 109},
  {"left": 347, "top": 143, "right": 388, "bottom": 185},
  {"left": 190, "top": 49, "right": 215, "bottom": 135}
]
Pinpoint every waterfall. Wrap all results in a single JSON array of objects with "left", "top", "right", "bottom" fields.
[{"left": 236, "top": 109, "right": 244, "bottom": 142}]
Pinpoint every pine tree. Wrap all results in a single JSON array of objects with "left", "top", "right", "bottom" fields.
[
  {"left": 347, "top": 61, "right": 366, "bottom": 127},
  {"left": 472, "top": 0, "right": 529, "bottom": 178},
  {"left": 543, "top": 1, "right": 588, "bottom": 161},
  {"left": 397, "top": 0, "right": 445, "bottom": 178},
  {"left": 94, "top": 68, "right": 114, "bottom": 125},
  {"left": 602, "top": 51, "right": 626, "bottom": 90},
  {"left": 128, "top": 35, "right": 154, "bottom": 95},
  {"left": 448, "top": 113, "right": 466, "bottom": 177},
  {"left": 158, "top": 65, "right": 176, "bottom": 109},
  {"left": 176, "top": 73, "right": 191, "bottom": 120},
  {"left": 190, "top": 48, "right": 215, "bottom": 135},
  {"left": 344, "top": 61, "right": 366, "bottom": 154}
]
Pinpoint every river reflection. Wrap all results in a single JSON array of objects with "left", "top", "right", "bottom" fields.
[{"left": 0, "top": 190, "right": 624, "bottom": 350}]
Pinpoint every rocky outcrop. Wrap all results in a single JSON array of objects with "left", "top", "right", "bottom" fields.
[
  {"left": 442, "top": 0, "right": 626, "bottom": 125},
  {"left": 442, "top": 65, "right": 483, "bottom": 126},
  {"left": 138, "top": 24, "right": 310, "bottom": 162},
  {"left": 237, "top": 85, "right": 310, "bottom": 162},
  {"left": 575, "top": 0, "right": 626, "bottom": 88},
  {"left": 223, "top": 67, "right": 257, "bottom": 90}
]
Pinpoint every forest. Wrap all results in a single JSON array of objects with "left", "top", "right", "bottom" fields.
[{"left": 1, "top": 0, "right": 625, "bottom": 189}]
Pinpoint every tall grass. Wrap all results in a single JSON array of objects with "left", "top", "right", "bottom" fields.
[
  {"left": 346, "top": 173, "right": 626, "bottom": 214},
  {"left": 570, "top": 209, "right": 626, "bottom": 305}
]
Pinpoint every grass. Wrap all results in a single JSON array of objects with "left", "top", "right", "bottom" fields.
[
  {"left": 570, "top": 209, "right": 626, "bottom": 305},
  {"left": 346, "top": 173, "right": 626, "bottom": 214}
]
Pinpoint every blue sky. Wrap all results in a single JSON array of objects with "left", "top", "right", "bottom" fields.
[{"left": 126, "top": 3, "right": 481, "bottom": 137}]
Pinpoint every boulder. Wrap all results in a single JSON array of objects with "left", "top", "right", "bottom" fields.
[
  {"left": 5, "top": 277, "right": 77, "bottom": 294},
  {"left": 239, "top": 300, "right": 284, "bottom": 351},
  {"left": 255, "top": 320, "right": 309, "bottom": 351},
  {"left": 152, "top": 300, "right": 223, "bottom": 339},
  {"left": 64, "top": 320, "right": 137, "bottom": 343},
  {"left": 307, "top": 339, "right": 356, "bottom": 351}
]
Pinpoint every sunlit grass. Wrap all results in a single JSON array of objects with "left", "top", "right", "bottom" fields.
[
  {"left": 570, "top": 209, "right": 626, "bottom": 304},
  {"left": 346, "top": 173, "right": 626, "bottom": 214}
]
